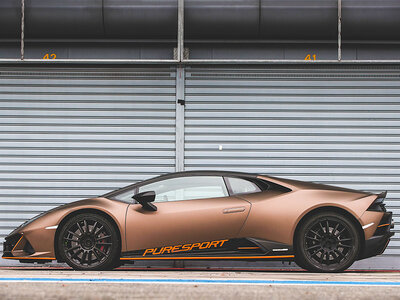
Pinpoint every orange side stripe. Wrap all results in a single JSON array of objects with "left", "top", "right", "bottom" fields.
[
  {"left": 2, "top": 257, "right": 55, "bottom": 260},
  {"left": 120, "top": 255, "right": 294, "bottom": 260},
  {"left": 237, "top": 247, "right": 260, "bottom": 250},
  {"left": 377, "top": 223, "right": 390, "bottom": 228},
  {"left": 5, "top": 255, "right": 294, "bottom": 261},
  {"left": 11, "top": 235, "right": 24, "bottom": 252}
]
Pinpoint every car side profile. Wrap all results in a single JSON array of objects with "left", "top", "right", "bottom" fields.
[{"left": 2, "top": 171, "right": 394, "bottom": 272}]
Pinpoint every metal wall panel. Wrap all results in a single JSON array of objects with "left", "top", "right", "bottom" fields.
[
  {"left": 184, "top": 65, "right": 400, "bottom": 257},
  {"left": 0, "top": 66, "right": 176, "bottom": 250}
]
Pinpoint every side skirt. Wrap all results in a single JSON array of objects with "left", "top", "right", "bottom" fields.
[{"left": 120, "top": 238, "right": 294, "bottom": 261}]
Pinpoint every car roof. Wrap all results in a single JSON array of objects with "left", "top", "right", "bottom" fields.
[{"left": 153, "top": 170, "right": 259, "bottom": 181}]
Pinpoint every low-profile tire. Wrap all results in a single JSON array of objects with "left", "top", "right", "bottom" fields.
[
  {"left": 295, "top": 211, "right": 361, "bottom": 272},
  {"left": 57, "top": 213, "right": 120, "bottom": 271}
]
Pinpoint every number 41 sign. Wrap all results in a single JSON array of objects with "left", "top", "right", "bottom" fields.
[{"left": 304, "top": 54, "right": 316, "bottom": 61}]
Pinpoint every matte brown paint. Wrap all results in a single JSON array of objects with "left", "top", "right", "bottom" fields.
[
  {"left": 5, "top": 172, "right": 385, "bottom": 260},
  {"left": 125, "top": 196, "right": 250, "bottom": 251},
  {"left": 8, "top": 198, "right": 128, "bottom": 258}
]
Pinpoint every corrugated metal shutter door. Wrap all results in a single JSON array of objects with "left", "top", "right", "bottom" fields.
[
  {"left": 184, "top": 65, "right": 400, "bottom": 258},
  {"left": 0, "top": 66, "right": 176, "bottom": 250}
]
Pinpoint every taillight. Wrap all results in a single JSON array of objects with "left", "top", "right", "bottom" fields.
[{"left": 367, "top": 191, "right": 387, "bottom": 212}]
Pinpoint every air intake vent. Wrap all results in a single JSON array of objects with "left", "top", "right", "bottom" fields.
[{"left": 23, "top": 240, "right": 35, "bottom": 255}]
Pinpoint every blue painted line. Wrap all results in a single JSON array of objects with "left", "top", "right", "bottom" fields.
[{"left": 0, "top": 278, "right": 399, "bottom": 286}]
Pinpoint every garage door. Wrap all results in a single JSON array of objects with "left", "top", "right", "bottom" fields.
[
  {"left": 0, "top": 66, "right": 176, "bottom": 250},
  {"left": 184, "top": 65, "right": 400, "bottom": 258}
]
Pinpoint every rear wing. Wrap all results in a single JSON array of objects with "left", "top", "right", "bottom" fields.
[
  {"left": 367, "top": 191, "right": 387, "bottom": 212},
  {"left": 376, "top": 191, "right": 387, "bottom": 202}
]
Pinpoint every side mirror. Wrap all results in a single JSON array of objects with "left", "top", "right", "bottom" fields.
[{"left": 132, "top": 191, "right": 157, "bottom": 211}]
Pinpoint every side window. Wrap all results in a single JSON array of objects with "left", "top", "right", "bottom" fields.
[
  {"left": 137, "top": 176, "right": 228, "bottom": 203},
  {"left": 225, "top": 177, "right": 261, "bottom": 195}
]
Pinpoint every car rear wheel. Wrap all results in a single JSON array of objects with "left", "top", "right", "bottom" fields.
[
  {"left": 295, "top": 211, "right": 360, "bottom": 272},
  {"left": 57, "top": 213, "right": 120, "bottom": 270}
]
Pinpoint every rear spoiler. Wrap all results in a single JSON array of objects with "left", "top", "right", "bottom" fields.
[
  {"left": 376, "top": 191, "right": 387, "bottom": 201},
  {"left": 374, "top": 191, "right": 387, "bottom": 203},
  {"left": 367, "top": 191, "right": 387, "bottom": 212}
]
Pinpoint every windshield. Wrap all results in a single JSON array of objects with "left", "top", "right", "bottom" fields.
[{"left": 102, "top": 182, "right": 141, "bottom": 203}]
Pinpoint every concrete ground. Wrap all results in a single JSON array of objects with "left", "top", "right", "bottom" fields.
[{"left": 0, "top": 268, "right": 399, "bottom": 299}]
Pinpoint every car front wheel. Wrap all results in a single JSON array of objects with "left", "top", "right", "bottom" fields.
[{"left": 57, "top": 212, "right": 120, "bottom": 270}]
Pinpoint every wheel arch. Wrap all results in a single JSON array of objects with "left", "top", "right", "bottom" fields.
[
  {"left": 292, "top": 206, "right": 365, "bottom": 255},
  {"left": 54, "top": 208, "right": 122, "bottom": 262}
]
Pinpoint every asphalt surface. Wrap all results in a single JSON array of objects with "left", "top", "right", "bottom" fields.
[{"left": 0, "top": 268, "right": 399, "bottom": 299}]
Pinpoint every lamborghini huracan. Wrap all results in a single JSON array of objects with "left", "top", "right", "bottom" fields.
[{"left": 2, "top": 171, "right": 394, "bottom": 272}]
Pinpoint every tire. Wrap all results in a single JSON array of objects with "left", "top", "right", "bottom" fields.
[
  {"left": 57, "top": 213, "right": 120, "bottom": 271},
  {"left": 295, "top": 211, "right": 361, "bottom": 272}
]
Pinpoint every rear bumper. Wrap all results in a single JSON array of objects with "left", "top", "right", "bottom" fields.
[
  {"left": 359, "top": 231, "right": 394, "bottom": 260},
  {"left": 359, "top": 212, "right": 395, "bottom": 260}
]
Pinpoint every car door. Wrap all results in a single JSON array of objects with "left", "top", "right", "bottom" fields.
[{"left": 124, "top": 175, "right": 251, "bottom": 252}]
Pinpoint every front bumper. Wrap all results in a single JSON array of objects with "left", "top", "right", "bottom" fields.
[
  {"left": 359, "top": 212, "right": 395, "bottom": 260},
  {"left": 2, "top": 233, "right": 53, "bottom": 263},
  {"left": 2, "top": 234, "right": 23, "bottom": 257}
]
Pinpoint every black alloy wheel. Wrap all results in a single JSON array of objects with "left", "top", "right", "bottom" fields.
[
  {"left": 58, "top": 213, "right": 120, "bottom": 270},
  {"left": 295, "top": 212, "right": 360, "bottom": 272}
]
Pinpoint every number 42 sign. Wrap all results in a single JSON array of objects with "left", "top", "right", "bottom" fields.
[{"left": 43, "top": 53, "right": 56, "bottom": 59}]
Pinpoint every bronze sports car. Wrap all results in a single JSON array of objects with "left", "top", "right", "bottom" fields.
[{"left": 2, "top": 171, "right": 394, "bottom": 272}]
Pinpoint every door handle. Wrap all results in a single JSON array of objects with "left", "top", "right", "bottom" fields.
[{"left": 223, "top": 206, "right": 246, "bottom": 214}]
